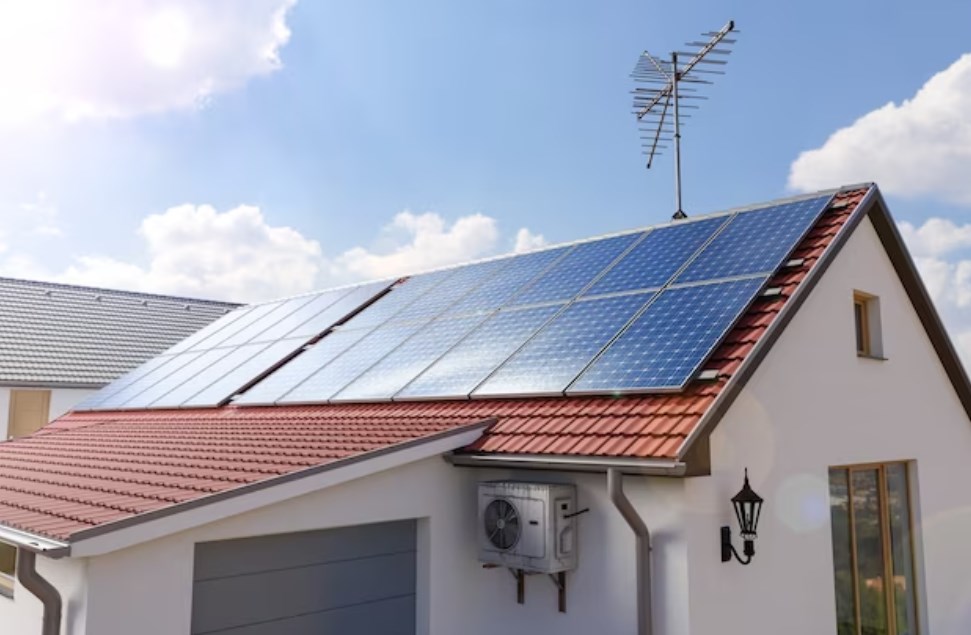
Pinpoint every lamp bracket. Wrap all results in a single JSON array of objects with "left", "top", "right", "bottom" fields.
[{"left": 720, "top": 526, "right": 753, "bottom": 565}]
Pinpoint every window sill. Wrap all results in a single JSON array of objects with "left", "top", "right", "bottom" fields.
[{"left": 857, "top": 353, "right": 888, "bottom": 361}]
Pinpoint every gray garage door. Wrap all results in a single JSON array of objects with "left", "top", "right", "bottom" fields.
[{"left": 191, "top": 520, "right": 417, "bottom": 634}]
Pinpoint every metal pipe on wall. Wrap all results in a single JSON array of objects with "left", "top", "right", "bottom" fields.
[
  {"left": 16, "top": 550, "right": 62, "bottom": 635},
  {"left": 607, "top": 468, "right": 653, "bottom": 635}
]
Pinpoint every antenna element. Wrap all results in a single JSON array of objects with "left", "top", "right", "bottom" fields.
[{"left": 632, "top": 20, "right": 738, "bottom": 219}]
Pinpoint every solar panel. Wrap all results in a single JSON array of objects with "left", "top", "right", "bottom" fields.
[
  {"left": 146, "top": 342, "right": 270, "bottom": 408},
  {"left": 163, "top": 306, "right": 251, "bottom": 355},
  {"left": 474, "top": 292, "right": 656, "bottom": 397},
  {"left": 120, "top": 347, "right": 237, "bottom": 408},
  {"left": 185, "top": 301, "right": 285, "bottom": 350},
  {"left": 446, "top": 247, "right": 570, "bottom": 316},
  {"left": 72, "top": 354, "right": 181, "bottom": 410},
  {"left": 396, "top": 305, "right": 562, "bottom": 399},
  {"left": 182, "top": 338, "right": 306, "bottom": 407},
  {"left": 233, "top": 328, "right": 373, "bottom": 405},
  {"left": 568, "top": 277, "right": 767, "bottom": 393},
  {"left": 383, "top": 259, "right": 510, "bottom": 325},
  {"left": 583, "top": 216, "right": 728, "bottom": 297},
  {"left": 676, "top": 195, "right": 831, "bottom": 283},
  {"left": 339, "top": 272, "right": 451, "bottom": 330},
  {"left": 279, "top": 322, "right": 426, "bottom": 403},
  {"left": 508, "top": 233, "right": 643, "bottom": 306},
  {"left": 332, "top": 314, "right": 489, "bottom": 402},
  {"left": 96, "top": 351, "right": 207, "bottom": 407},
  {"left": 241, "top": 288, "right": 351, "bottom": 343},
  {"left": 284, "top": 281, "right": 391, "bottom": 338}
]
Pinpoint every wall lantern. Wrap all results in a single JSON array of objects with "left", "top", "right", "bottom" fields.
[{"left": 720, "top": 468, "right": 763, "bottom": 565}]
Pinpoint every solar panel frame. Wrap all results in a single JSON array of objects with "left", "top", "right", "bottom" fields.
[
  {"left": 567, "top": 276, "right": 769, "bottom": 395},
  {"left": 675, "top": 194, "right": 833, "bottom": 284},
  {"left": 472, "top": 291, "right": 657, "bottom": 398},
  {"left": 394, "top": 304, "right": 564, "bottom": 400}
]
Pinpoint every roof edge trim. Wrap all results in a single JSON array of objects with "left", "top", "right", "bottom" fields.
[
  {"left": 0, "top": 525, "right": 70, "bottom": 558},
  {"left": 448, "top": 452, "right": 686, "bottom": 476},
  {"left": 675, "top": 184, "right": 878, "bottom": 461},
  {"left": 64, "top": 418, "right": 496, "bottom": 555},
  {"left": 865, "top": 190, "right": 971, "bottom": 423}
]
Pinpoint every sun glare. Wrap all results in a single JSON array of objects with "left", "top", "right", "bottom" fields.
[{"left": 141, "top": 7, "right": 191, "bottom": 70}]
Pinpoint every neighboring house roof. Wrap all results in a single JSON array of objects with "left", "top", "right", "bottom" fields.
[
  {"left": 0, "top": 277, "right": 240, "bottom": 386},
  {"left": 3, "top": 183, "right": 968, "bottom": 552}
]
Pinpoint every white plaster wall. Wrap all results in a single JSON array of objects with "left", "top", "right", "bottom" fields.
[
  {"left": 0, "top": 554, "right": 87, "bottom": 635},
  {"left": 75, "top": 456, "right": 690, "bottom": 635},
  {"left": 0, "top": 386, "right": 98, "bottom": 439},
  {"left": 685, "top": 216, "right": 971, "bottom": 634}
]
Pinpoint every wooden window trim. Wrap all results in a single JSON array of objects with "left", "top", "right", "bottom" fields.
[
  {"left": 854, "top": 293, "right": 872, "bottom": 357},
  {"left": 831, "top": 461, "right": 920, "bottom": 635},
  {"left": 0, "top": 541, "right": 15, "bottom": 599}
]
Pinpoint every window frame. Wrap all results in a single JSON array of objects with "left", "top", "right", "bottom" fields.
[
  {"left": 828, "top": 460, "right": 921, "bottom": 635},
  {"left": 853, "top": 291, "right": 885, "bottom": 360}
]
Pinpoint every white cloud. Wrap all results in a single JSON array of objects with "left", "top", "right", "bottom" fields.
[
  {"left": 0, "top": 202, "right": 544, "bottom": 303},
  {"left": 0, "top": 0, "right": 296, "bottom": 124},
  {"left": 788, "top": 54, "right": 971, "bottom": 205},
  {"left": 57, "top": 204, "right": 323, "bottom": 303},
  {"left": 900, "top": 218, "right": 971, "bottom": 364},
  {"left": 513, "top": 228, "right": 547, "bottom": 253},
  {"left": 329, "top": 211, "right": 500, "bottom": 281}
]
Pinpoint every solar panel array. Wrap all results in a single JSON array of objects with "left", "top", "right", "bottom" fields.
[{"left": 78, "top": 193, "right": 834, "bottom": 410}]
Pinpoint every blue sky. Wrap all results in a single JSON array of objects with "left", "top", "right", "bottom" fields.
[{"left": 0, "top": 0, "right": 970, "bottom": 353}]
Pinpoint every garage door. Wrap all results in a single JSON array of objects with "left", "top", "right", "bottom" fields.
[{"left": 191, "top": 520, "right": 416, "bottom": 634}]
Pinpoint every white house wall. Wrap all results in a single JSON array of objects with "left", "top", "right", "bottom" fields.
[
  {"left": 65, "top": 455, "right": 689, "bottom": 635},
  {"left": 0, "top": 386, "right": 97, "bottom": 439},
  {"left": 0, "top": 553, "right": 87, "bottom": 635},
  {"left": 685, "top": 215, "right": 971, "bottom": 634}
]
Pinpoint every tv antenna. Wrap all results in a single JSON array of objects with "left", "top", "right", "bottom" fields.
[{"left": 631, "top": 20, "right": 738, "bottom": 219}]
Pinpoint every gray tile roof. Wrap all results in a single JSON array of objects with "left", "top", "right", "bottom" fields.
[{"left": 0, "top": 277, "right": 241, "bottom": 386}]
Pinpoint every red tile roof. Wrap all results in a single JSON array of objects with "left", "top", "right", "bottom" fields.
[{"left": 0, "top": 188, "right": 869, "bottom": 543}]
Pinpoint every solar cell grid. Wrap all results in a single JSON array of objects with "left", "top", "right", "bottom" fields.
[
  {"left": 233, "top": 328, "right": 373, "bottom": 405},
  {"left": 446, "top": 247, "right": 570, "bottom": 316},
  {"left": 148, "top": 342, "right": 269, "bottom": 408},
  {"left": 164, "top": 306, "right": 250, "bottom": 355},
  {"left": 280, "top": 322, "right": 427, "bottom": 403},
  {"left": 583, "top": 216, "right": 728, "bottom": 297},
  {"left": 187, "top": 301, "right": 284, "bottom": 351},
  {"left": 474, "top": 292, "right": 655, "bottom": 397},
  {"left": 396, "top": 304, "right": 562, "bottom": 399},
  {"left": 569, "top": 277, "right": 767, "bottom": 393},
  {"left": 99, "top": 350, "right": 206, "bottom": 407},
  {"left": 285, "top": 281, "right": 391, "bottom": 338},
  {"left": 216, "top": 296, "right": 317, "bottom": 347},
  {"left": 339, "top": 271, "right": 450, "bottom": 330},
  {"left": 72, "top": 354, "right": 178, "bottom": 410},
  {"left": 387, "top": 259, "right": 511, "bottom": 324},
  {"left": 183, "top": 338, "right": 306, "bottom": 407},
  {"left": 333, "top": 314, "right": 489, "bottom": 402},
  {"left": 121, "top": 347, "right": 236, "bottom": 408},
  {"left": 509, "top": 233, "right": 644, "bottom": 306},
  {"left": 676, "top": 195, "right": 831, "bottom": 283}
]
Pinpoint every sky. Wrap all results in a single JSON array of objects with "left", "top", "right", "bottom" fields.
[{"left": 0, "top": 0, "right": 970, "bottom": 358}]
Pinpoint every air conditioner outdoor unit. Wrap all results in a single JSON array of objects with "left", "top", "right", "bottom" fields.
[{"left": 478, "top": 481, "right": 578, "bottom": 574}]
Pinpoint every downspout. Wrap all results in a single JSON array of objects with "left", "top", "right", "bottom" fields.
[
  {"left": 608, "top": 468, "right": 652, "bottom": 635},
  {"left": 16, "top": 550, "right": 62, "bottom": 635}
]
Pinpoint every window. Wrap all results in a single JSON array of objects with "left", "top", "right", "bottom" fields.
[
  {"left": 829, "top": 463, "right": 919, "bottom": 635},
  {"left": 7, "top": 389, "right": 51, "bottom": 439},
  {"left": 853, "top": 292, "right": 883, "bottom": 358},
  {"left": 0, "top": 541, "right": 15, "bottom": 597}
]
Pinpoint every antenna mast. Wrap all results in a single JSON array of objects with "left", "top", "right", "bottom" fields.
[{"left": 632, "top": 20, "right": 738, "bottom": 219}]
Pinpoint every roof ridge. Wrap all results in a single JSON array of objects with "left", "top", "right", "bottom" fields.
[{"left": 0, "top": 275, "right": 242, "bottom": 307}]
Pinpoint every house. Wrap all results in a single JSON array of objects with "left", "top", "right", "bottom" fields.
[
  {"left": 0, "top": 183, "right": 969, "bottom": 635},
  {"left": 0, "top": 277, "right": 240, "bottom": 441}
]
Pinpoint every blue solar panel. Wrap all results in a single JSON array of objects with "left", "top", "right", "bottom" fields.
[
  {"left": 509, "top": 233, "right": 643, "bottom": 306},
  {"left": 676, "top": 195, "right": 831, "bottom": 283},
  {"left": 333, "top": 315, "right": 489, "bottom": 402},
  {"left": 234, "top": 328, "right": 373, "bottom": 405},
  {"left": 283, "top": 281, "right": 391, "bottom": 338},
  {"left": 340, "top": 272, "right": 450, "bottom": 330},
  {"left": 279, "top": 322, "right": 426, "bottom": 403},
  {"left": 396, "top": 305, "right": 562, "bottom": 399},
  {"left": 569, "top": 277, "right": 767, "bottom": 393},
  {"left": 446, "top": 248, "right": 570, "bottom": 316},
  {"left": 186, "top": 301, "right": 285, "bottom": 351},
  {"left": 217, "top": 296, "right": 318, "bottom": 347},
  {"left": 120, "top": 347, "right": 237, "bottom": 408},
  {"left": 386, "top": 259, "right": 510, "bottom": 324},
  {"left": 474, "top": 292, "right": 655, "bottom": 397},
  {"left": 182, "top": 338, "right": 305, "bottom": 407},
  {"left": 73, "top": 354, "right": 180, "bottom": 410},
  {"left": 583, "top": 216, "right": 728, "bottom": 297}
]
